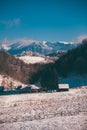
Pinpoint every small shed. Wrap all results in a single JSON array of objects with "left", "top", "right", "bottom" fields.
[
  {"left": 19, "top": 85, "right": 31, "bottom": 93},
  {"left": 30, "top": 84, "right": 41, "bottom": 92},
  {"left": 58, "top": 84, "right": 69, "bottom": 91}
]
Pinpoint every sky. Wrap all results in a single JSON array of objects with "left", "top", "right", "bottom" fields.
[{"left": 0, "top": 0, "right": 87, "bottom": 43}]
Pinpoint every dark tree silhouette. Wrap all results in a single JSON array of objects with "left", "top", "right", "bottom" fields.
[{"left": 55, "top": 39, "right": 87, "bottom": 76}]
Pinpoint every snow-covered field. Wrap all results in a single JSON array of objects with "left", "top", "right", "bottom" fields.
[
  {"left": 17, "top": 55, "right": 52, "bottom": 64},
  {"left": 18, "top": 56, "right": 46, "bottom": 64},
  {"left": 0, "top": 87, "right": 87, "bottom": 130}
]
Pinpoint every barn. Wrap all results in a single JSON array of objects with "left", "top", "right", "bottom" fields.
[
  {"left": 58, "top": 84, "right": 69, "bottom": 92},
  {"left": 30, "top": 85, "right": 41, "bottom": 92}
]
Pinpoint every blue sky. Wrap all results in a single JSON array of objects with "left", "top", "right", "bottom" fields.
[{"left": 0, "top": 0, "right": 87, "bottom": 42}]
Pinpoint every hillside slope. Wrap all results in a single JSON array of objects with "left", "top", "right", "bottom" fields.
[
  {"left": 0, "top": 74, "right": 24, "bottom": 90},
  {"left": 0, "top": 50, "right": 59, "bottom": 90},
  {"left": 55, "top": 39, "right": 87, "bottom": 76},
  {"left": 0, "top": 51, "right": 44, "bottom": 84},
  {"left": 0, "top": 51, "right": 30, "bottom": 83}
]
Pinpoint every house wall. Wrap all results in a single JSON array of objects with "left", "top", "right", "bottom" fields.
[{"left": 58, "top": 89, "right": 69, "bottom": 92}]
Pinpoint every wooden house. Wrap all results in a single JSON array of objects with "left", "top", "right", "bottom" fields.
[{"left": 58, "top": 84, "right": 69, "bottom": 91}]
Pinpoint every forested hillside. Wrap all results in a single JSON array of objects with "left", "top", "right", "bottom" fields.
[
  {"left": 0, "top": 51, "right": 44, "bottom": 84},
  {"left": 55, "top": 39, "right": 87, "bottom": 77},
  {"left": 0, "top": 39, "right": 87, "bottom": 90},
  {"left": 36, "top": 39, "right": 87, "bottom": 89},
  {"left": 0, "top": 50, "right": 58, "bottom": 90}
]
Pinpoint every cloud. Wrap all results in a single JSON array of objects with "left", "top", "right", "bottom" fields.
[
  {"left": 77, "top": 35, "right": 87, "bottom": 43},
  {"left": 0, "top": 18, "right": 20, "bottom": 27},
  {"left": 12, "top": 38, "right": 39, "bottom": 45},
  {"left": 0, "top": 37, "right": 38, "bottom": 45}
]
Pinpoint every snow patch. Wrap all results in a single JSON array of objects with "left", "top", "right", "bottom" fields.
[
  {"left": 59, "top": 41, "right": 73, "bottom": 44},
  {"left": 18, "top": 56, "right": 47, "bottom": 64},
  {"left": 0, "top": 74, "right": 24, "bottom": 90},
  {"left": 1, "top": 44, "right": 11, "bottom": 50}
]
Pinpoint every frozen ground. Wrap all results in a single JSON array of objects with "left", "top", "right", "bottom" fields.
[
  {"left": 17, "top": 55, "right": 53, "bottom": 64},
  {"left": 0, "top": 87, "right": 87, "bottom": 130},
  {"left": 18, "top": 56, "right": 46, "bottom": 64}
]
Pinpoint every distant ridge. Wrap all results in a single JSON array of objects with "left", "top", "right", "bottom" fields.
[
  {"left": 0, "top": 39, "right": 77, "bottom": 55},
  {"left": 55, "top": 39, "right": 87, "bottom": 76}
]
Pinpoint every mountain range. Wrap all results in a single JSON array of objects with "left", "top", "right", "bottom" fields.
[
  {"left": 0, "top": 39, "right": 78, "bottom": 55},
  {"left": 0, "top": 39, "right": 87, "bottom": 90}
]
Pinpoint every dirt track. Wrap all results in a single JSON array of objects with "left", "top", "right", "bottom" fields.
[{"left": 0, "top": 87, "right": 87, "bottom": 130}]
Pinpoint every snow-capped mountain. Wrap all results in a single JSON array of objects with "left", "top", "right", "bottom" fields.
[{"left": 0, "top": 38, "right": 77, "bottom": 55}]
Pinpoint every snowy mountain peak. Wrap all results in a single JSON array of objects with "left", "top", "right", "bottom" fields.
[
  {"left": 42, "top": 41, "right": 47, "bottom": 44},
  {"left": 0, "top": 38, "right": 77, "bottom": 55},
  {"left": 59, "top": 41, "right": 70, "bottom": 44},
  {"left": 1, "top": 44, "right": 11, "bottom": 51}
]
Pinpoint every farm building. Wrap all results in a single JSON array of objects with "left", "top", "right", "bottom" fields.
[
  {"left": 30, "top": 84, "right": 41, "bottom": 92},
  {"left": 58, "top": 84, "right": 69, "bottom": 91},
  {"left": 19, "top": 85, "right": 31, "bottom": 93},
  {"left": 18, "top": 84, "right": 41, "bottom": 93}
]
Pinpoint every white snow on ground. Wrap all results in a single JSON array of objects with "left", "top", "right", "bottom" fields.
[
  {"left": 1, "top": 44, "right": 11, "bottom": 50},
  {"left": 18, "top": 56, "right": 47, "bottom": 64},
  {"left": 0, "top": 87, "right": 87, "bottom": 130},
  {"left": 0, "top": 75, "right": 3, "bottom": 85},
  {"left": 0, "top": 114, "right": 86, "bottom": 130},
  {"left": 0, "top": 74, "right": 24, "bottom": 90}
]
